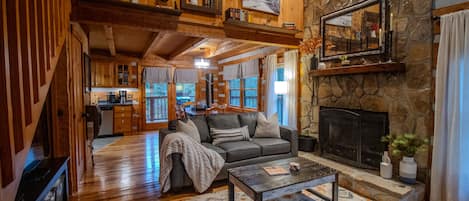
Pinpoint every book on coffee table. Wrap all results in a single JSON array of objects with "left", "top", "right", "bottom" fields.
[{"left": 263, "top": 166, "right": 289, "bottom": 176}]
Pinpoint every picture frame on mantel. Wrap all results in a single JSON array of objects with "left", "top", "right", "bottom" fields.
[{"left": 242, "top": 0, "right": 280, "bottom": 15}]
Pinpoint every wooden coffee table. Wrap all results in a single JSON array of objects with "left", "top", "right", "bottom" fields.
[{"left": 228, "top": 157, "right": 339, "bottom": 201}]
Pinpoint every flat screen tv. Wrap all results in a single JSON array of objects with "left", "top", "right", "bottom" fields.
[{"left": 24, "top": 96, "right": 52, "bottom": 168}]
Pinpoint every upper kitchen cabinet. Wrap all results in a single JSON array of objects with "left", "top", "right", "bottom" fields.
[
  {"left": 91, "top": 60, "right": 139, "bottom": 88},
  {"left": 92, "top": 60, "right": 115, "bottom": 87},
  {"left": 116, "top": 62, "right": 138, "bottom": 88}
]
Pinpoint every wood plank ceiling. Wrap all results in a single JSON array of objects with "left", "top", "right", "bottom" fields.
[{"left": 87, "top": 23, "right": 266, "bottom": 64}]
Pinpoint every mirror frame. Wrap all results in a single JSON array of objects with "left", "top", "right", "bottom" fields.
[{"left": 320, "top": 0, "right": 387, "bottom": 61}]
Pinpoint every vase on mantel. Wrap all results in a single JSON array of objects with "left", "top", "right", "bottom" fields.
[
  {"left": 310, "top": 54, "right": 318, "bottom": 70},
  {"left": 399, "top": 156, "right": 417, "bottom": 184}
]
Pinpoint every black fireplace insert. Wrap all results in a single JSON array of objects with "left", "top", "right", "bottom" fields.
[{"left": 319, "top": 106, "right": 389, "bottom": 169}]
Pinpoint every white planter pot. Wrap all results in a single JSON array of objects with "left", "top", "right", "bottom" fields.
[{"left": 399, "top": 156, "right": 417, "bottom": 184}]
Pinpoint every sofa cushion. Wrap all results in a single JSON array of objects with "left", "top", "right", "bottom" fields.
[
  {"left": 238, "top": 112, "right": 258, "bottom": 137},
  {"left": 210, "top": 126, "right": 250, "bottom": 145},
  {"left": 254, "top": 113, "right": 281, "bottom": 138},
  {"left": 207, "top": 114, "right": 241, "bottom": 130},
  {"left": 202, "top": 143, "right": 226, "bottom": 160},
  {"left": 190, "top": 116, "right": 210, "bottom": 143},
  {"left": 217, "top": 141, "right": 261, "bottom": 163},
  {"left": 251, "top": 138, "right": 290, "bottom": 156},
  {"left": 176, "top": 120, "right": 200, "bottom": 142}
]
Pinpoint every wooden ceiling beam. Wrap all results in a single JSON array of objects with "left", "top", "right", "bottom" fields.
[
  {"left": 208, "top": 42, "right": 258, "bottom": 60},
  {"left": 212, "top": 44, "right": 265, "bottom": 60},
  {"left": 141, "top": 32, "right": 167, "bottom": 59},
  {"left": 71, "top": 0, "right": 225, "bottom": 38},
  {"left": 71, "top": 0, "right": 301, "bottom": 48},
  {"left": 167, "top": 37, "right": 206, "bottom": 60},
  {"left": 103, "top": 25, "right": 116, "bottom": 56}
]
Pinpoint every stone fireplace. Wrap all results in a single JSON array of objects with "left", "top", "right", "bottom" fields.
[
  {"left": 300, "top": 0, "right": 433, "bottom": 182},
  {"left": 319, "top": 106, "right": 389, "bottom": 169}
]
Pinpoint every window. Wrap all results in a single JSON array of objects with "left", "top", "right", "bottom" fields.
[
  {"left": 229, "top": 79, "right": 241, "bottom": 107},
  {"left": 244, "top": 77, "right": 258, "bottom": 109},
  {"left": 277, "top": 68, "right": 285, "bottom": 125},
  {"left": 176, "top": 83, "right": 196, "bottom": 105},
  {"left": 145, "top": 82, "right": 168, "bottom": 123},
  {"left": 229, "top": 77, "right": 258, "bottom": 109}
]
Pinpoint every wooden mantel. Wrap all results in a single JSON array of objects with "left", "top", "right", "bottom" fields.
[{"left": 309, "top": 62, "right": 406, "bottom": 77}]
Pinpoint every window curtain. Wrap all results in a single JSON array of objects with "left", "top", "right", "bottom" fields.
[
  {"left": 223, "top": 64, "right": 241, "bottom": 80},
  {"left": 174, "top": 69, "right": 199, "bottom": 83},
  {"left": 241, "top": 59, "right": 259, "bottom": 78},
  {"left": 283, "top": 50, "right": 298, "bottom": 128},
  {"left": 431, "top": 10, "right": 469, "bottom": 201},
  {"left": 264, "top": 55, "right": 277, "bottom": 117},
  {"left": 144, "top": 67, "right": 172, "bottom": 84}
]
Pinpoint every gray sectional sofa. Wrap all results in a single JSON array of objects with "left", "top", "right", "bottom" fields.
[{"left": 159, "top": 112, "right": 298, "bottom": 192}]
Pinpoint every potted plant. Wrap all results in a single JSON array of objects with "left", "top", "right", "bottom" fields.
[
  {"left": 382, "top": 134, "right": 429, "bottom": 184},
  {"left": 339, "top": 55, "right": 350, "bottom": 65}
]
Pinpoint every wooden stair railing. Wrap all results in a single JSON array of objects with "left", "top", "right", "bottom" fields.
[{"left": 0, "top": 0, "right": 71, "bottom": 200}]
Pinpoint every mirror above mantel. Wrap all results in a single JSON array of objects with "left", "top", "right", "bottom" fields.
[{"left": 320, "top": 0, "right": 387, "bottom": 61}]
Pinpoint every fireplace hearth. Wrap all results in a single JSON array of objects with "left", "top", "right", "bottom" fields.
[{"left": 319, "top": 106, "right": 389, "bottom": 169}]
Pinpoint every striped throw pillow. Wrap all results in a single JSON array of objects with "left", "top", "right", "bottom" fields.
[{"left": 211, "top": 126, "right": 250, "bottom": 145}]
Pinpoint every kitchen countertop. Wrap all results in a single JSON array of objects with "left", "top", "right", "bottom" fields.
[{"left": 96, "top": 101, "right": 138, "bottom": 107}]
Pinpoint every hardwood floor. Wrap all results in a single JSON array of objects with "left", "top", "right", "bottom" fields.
[{"left": 72, "top": 132, "right": 227, "bottom": 201}]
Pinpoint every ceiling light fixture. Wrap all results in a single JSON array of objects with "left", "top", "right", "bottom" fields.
[{"left": 194, "top": 58, "right": 210, "bottom": 69}]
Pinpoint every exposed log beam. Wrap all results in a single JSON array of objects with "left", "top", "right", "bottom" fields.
[
  {"left": 71, "top": 0, "right": 225, "bottom": 38},
  {"left": 215, "top": 44, "right": 265, "bottom": 60},
  {"left": 208, "top": 42, "right": 261, "bottom": 60},
  {"left": 223, "top": 20, "right": 301, "bottom": 48},
  {"left": 218, "top": 46, "right": 284, "bottom": 66},
  {"left": 90, "top": 48, "right": 141, "bottom": 58},
  {"left": 141, "top": 32, "right": 166, "bottom": 59},
  {"left": 103, "top": 25, "right": 116, "bottom": 56},
  {"left": 71, "top": 0, "right": 301, "bottom": 48},
  {"left": 167, "top": 37, "right": 206, "bottom": 60}
]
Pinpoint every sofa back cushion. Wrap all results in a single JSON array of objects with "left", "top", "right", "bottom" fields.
[
  {"left": 176, "top": 120, "right": 201, "bottom": 142},
  {"left": 210, "top": 126, "right": 250, "bottom": 145},
  {"left": 189, "top": 116, "right": 211, "bottom": 143},
  {"left": 254, "top": 113, "right": 281, "bottom": 138},
  {"left": 238, "top": 112, "right": 258, "bottom": 137},
  {"left": 207, "top": 114, "right": 241, "bottom": 130}
]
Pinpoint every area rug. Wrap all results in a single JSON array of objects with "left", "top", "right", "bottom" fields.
[
  {"left": 187, "top": 183, "right": 372, "bottom": 201},
  {"left": 93, "top": 136, "right": 123, "bottom": 153}
]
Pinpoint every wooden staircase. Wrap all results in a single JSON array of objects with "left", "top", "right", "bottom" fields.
[{"left": 0, "top": 0, "right": 71, "bottom": 200}]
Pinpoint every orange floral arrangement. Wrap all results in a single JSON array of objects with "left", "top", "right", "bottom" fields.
[
  {"left": 299, "top": 37, "right": 322, "bottom": 55},
  {"left": 299, "top": 37, "right": 336, "bottom": 55}
]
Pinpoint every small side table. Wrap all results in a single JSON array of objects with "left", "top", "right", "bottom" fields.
[{"left": 298, "top": 135, "right": 317, "bottom": 152}]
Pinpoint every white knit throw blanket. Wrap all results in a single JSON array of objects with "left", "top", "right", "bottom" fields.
[{"left": 159, "top": 132, "right": 225, "bottom": 193}]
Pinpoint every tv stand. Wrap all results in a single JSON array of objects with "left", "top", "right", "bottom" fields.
[{"left": 16, "top": 157, "right": 70, "bottom": 201}]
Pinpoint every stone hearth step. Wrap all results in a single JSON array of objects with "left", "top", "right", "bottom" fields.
[{"left": 299, "top": 152, "right": 425, "bottom": 201}]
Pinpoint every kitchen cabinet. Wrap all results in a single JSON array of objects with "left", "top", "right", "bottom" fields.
[
  {"left": 114, "top": 105, "right": 133, "bottom": 134},
  {"left": 92, "top": 61, "right": 115, "bottom": 87},
  {"left": 91, "top": 60, "right": 138, "bottom": 88},
  {"left": 116, "top": 63, "right": 138, "bottom": 88}
]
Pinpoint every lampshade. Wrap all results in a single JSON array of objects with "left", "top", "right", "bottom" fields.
[{"left": 274, "top": 81, "right": 288, "bottom": 95}]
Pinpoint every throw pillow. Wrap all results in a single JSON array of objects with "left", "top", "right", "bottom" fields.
[
  {"left": 211, "top": 126, "right": 250, "bottom": 145},
  {"left": 254, "top": 113, "right": 281, "bottom": 138},
  {"left": 177, "top": 119, "right": 201, "bottom": 143}
]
